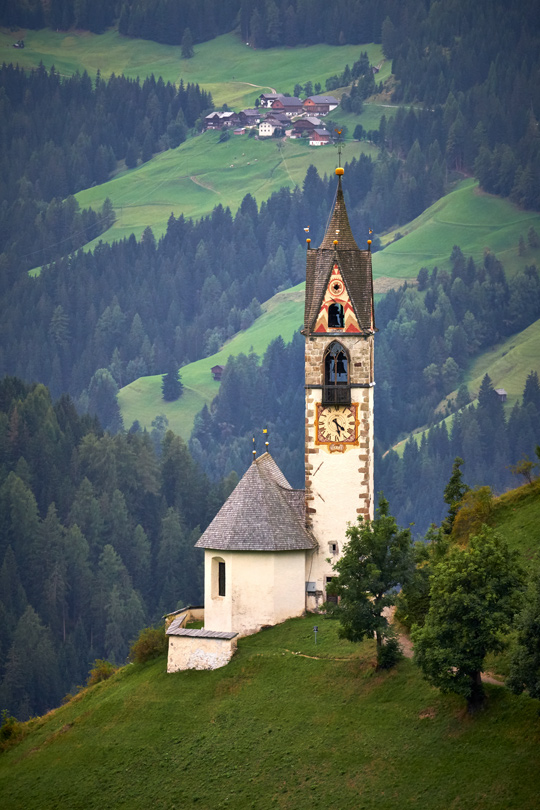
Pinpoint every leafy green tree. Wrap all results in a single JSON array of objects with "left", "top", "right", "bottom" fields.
[
  {"left": 327, "top": 496, "right": 414, "bottom": 668},
  {"left": 396, "top": 525, "right": 449, "bottom": 630},
  {"left": 507, "top": 571, "right": 540, "bottom": 701},
  {"left": 413, "top": 527, "right": 524, "bottom": 713},
  {"left": 181, "top": 27, "right": 194, "bottom": 58},
  {"left": 509, "top": 455, "right": 537, "bottom": 484}
]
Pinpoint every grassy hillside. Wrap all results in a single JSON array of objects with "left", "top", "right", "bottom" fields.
[
  {"left": 491, "top": 480, "right": 540, "bottom": 564},
  {"left": 391, "top": 316, "right": 540, "bottom": 457},
  {"left": 74, "top": 131, "right": 377, "bottom": 247},
  {"left": 1, "top": 614, "right": 539, "bottom": 810},
  {"left": 377, "top": 178, "right": 540, "bottom": 280},
  {"left": 118, "top": 284, "right": 305, "bottom": 436},
  {"left": 465, "top": 318, "right": 540, "bottom": 406},
  {"left": 0, "top": 28, "right": 384, "bottom": 108}
]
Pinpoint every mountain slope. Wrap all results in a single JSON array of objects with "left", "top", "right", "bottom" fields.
[{"left": 1, "top": 614, "right": 539, "bottom": 810}]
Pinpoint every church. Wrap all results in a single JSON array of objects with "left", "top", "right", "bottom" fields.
[{"left": 166, "top": 167, "right": 376, "bottom": 672}]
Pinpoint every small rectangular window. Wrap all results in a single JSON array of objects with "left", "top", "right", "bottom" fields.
[{"left": 218, "top": 561, "right": 226, "bottom": 597}]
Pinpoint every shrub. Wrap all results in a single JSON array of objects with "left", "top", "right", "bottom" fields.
[
  {"left": 377, "top": 635, "right": 403, "bottom": 670},
  {"left": 129, "top": 625, "right": 168, "bottom": 664},
  {"left": 87, "top": 659, "right": 118, "bottom": 686},
  {"left": 0, "top": 710, "right": 26, "bottom": 750}
]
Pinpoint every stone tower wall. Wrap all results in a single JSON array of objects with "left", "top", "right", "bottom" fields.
[{"left": 304, "top": 334, "right": 374, "bottom": 609}]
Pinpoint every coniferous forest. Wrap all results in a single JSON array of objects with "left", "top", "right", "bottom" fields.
[
  {"left": 1, "top": 0, "right": 540, "bottom": 719},
  {"left": 0, "top": 377, "right": 236, "bottom": 719}
]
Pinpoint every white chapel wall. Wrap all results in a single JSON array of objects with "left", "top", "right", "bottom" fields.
[{"left": 204, "top": 549, "right": 306, "bottom": 637}]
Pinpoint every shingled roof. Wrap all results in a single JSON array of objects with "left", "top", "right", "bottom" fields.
[
  {"left": 195, "top": 453, "right": 314, "bottom": 552},
  {"left": 304, "top": 174, "right": 375, "bottom": 334}
]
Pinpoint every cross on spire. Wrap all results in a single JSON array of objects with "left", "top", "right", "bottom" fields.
[{"left": 334, "top": 129, "right": 344, "bottom": 168}]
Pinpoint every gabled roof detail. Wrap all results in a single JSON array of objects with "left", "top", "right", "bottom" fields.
[
  {"left": 195, "top": 453, "right": 314, "bottom": 552},
  {"left": 304, "top": 176, "right": 375, "bottom": 334},
  {"left": 312, "top": 264, "right": 361, "bottom": 334}
]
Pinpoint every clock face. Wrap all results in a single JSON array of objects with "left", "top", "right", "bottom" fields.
[{"left": 316, "top": 404, "right": 358, "bottom": 445}]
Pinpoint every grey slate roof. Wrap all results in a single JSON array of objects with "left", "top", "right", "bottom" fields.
[
  {"left": 274, "top": 96, "right": 302, "bottom": 107},
  {"left": 166, "top": 620, "right": 238, "bottom": 639},
  {"left": 303, "top": 175, "right": 375, "bottom": 334},
  {"left": 195, "top": 453, "right": 314, "bottom": 552},
  {"left": 305, "top": 95, "right": 338, "bottom": 104}
]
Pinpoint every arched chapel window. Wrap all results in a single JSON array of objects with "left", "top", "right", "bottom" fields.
[
  {"left": 323, "top": 342, "right": 350, "bottom": 404},
  {"left": 212, "top": 556, "right": 226, "bottom": 598},
  {"left": 328, "top": 302, "right": 344, "bottom": 328}
]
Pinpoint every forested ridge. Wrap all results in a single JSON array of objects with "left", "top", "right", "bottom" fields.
[
  {"left": 0, "top": 376, "right": 236, "bottom": 719},
  {"left": 0, "top": 64, "right": 212, "bottom": 275}
]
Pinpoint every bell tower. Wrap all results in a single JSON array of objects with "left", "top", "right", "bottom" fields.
[{"left": 303, "top": 167, "right": 376, "bottom": 609}]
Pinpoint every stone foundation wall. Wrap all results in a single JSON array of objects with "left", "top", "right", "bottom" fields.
[{"left": 167, "top": 635, "right": 237, "bottom": 672}]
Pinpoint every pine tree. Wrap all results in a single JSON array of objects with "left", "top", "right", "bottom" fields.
[
  {"left": 181, "top": 27, "right": 194, "bottom": 59},
  {"left": 161, "top": 368, "right": 183, "bottom": 401}
]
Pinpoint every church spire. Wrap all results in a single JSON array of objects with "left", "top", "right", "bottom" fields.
[
  {"left": 319, "top": 170, "right": 360, "bottom": 251},
  {"left": 303, "top": 168, "right": 375, "bottom": 336}
]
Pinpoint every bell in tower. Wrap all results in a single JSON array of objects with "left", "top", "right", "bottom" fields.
[{"left": 302, "top": 167, "right": 376, "bottom": 609}]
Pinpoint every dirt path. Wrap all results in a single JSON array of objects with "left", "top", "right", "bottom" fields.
[
  {"left": 236, "top": 82, "right": 277, "bottom": 94},
  {"left": 190, "top": 175, "right": 220, "bottom": 194},
  {"left": 397, "top": 630, "right": 504, "bottom": 685},
  {"left": 283, "top": 648, "right": 354, "bottom": 661}
]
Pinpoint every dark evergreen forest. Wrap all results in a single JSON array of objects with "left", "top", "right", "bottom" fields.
[{"left": 0, "top": 376, "right": 237, "bottom": 719}]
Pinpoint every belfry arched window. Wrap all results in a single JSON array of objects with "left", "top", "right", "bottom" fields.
[
  {"left": 328, "top": 302, "right": 344, "bottom": 328},
  {"left": 323, "top": 342, "right": 350, "bottom": 404}
]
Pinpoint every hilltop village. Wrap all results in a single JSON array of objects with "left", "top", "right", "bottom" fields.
[{"left": 204, "top": 91, "right": 339, "bottom": 145}]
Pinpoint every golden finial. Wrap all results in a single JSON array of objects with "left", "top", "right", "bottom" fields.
[
  {"left": 263, "top": 428, "right": 269, "bottom": 452},
  {"left": 333, "top": 239, "right": 338, "bottom": 246},
  {"left": 306, "top": 238, "right": 311, "bottom": 249},
  {"left": 252, "top": 436, "right": 256, "bottom": 460}
]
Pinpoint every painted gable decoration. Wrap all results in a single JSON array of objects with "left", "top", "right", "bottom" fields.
[{"left": 313, "top": 264, "right": 361, "bottom": 333}]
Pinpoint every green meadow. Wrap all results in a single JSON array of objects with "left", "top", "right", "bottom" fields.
[
  {"left": 75, "top": 130, "right": 377, "bottom": 247},
  {"left": 118, "top": 284, "right": 305, "bottom": 436},
  {"left": 1, "top": 611, "right": 539, "bottom": 810},
  {"left": 0, "top": 27, "right": 383, "bottom": 107},
  {"left": 465, "top": 318, "right": 540, "bottom": 404},
  {"left": 377, "top": 178, "right": 540, "bottom": 279}
]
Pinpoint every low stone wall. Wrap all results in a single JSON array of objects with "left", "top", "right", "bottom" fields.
[{"left": 167, "top": 628, "right": 238, "bottom": 672}]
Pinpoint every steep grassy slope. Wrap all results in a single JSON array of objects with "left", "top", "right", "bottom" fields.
[
  {"left": 392, "top": 317, "right": 540, "bottom": 457},
  {"left": 1, "top": 615, "right": 539, "bottom": 810},
  {"left": 465, "top": 318, "right": 540, "bottom": 405},
  {"left": 74, "top": 131, "right": 377, "bottom": 247},
  {"left": 0, "top": 28, "right": 384, "bottom": 107},
  {"left": 378, "top": 178, "right": 540, "bottom": 280},
  {"left": 490, "top": 480, "right": 540, "bottom": 564},
  {"left": 118, "top": 284, "right": 304, "bottom": 436}
]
